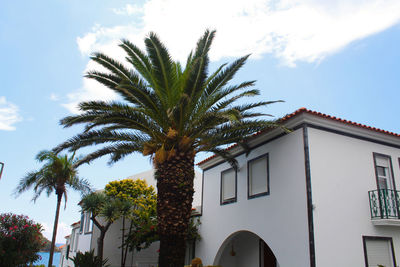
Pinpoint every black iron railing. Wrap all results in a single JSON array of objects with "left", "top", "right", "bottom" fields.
[{"left": 369, "top": 189, "right": 400, "bottom": 219}]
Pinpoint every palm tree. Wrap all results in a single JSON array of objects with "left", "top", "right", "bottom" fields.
[
  {"left": 15, "top": 150, "right": 92, "bottom": 267},
  {"left": 54, "top": 30, "right": 280, "bottom": 267}
]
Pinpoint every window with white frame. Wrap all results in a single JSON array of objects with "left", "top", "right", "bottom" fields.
[
  {"left": 248, "top": 154, "right": 269, "bottom": 198},
  {"left": 220, "top": 168, "right": 236, "bottom": 204},
  {"left": 363, "top": 236, "right": 396, "bottom": 267},
  {"left": 374, "top": 154, "right": 394, "bottom": 190},
  {"left": 84, "top": 212, "right": 93, "bottom": 234}
]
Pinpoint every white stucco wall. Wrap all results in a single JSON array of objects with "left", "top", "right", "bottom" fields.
[
  {"left": 196, "top": 129, "right": 311, "bottom": 267},
  {"left": 76, "top": 213, "right": 93, "bottom": 253},
  {"left": 308, "top": 127, "right": 400, "bottom": 267},
  {"left": 90, "top": 217, "right": 159, "bottom": 267}
]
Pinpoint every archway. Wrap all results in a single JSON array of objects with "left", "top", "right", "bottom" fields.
[{"left": 214, "top": 231, "right": 277, "bottom": 267}]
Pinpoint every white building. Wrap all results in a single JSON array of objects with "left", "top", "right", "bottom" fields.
[
  {"left": 59, "top": 221, "right": 85, "bottom": 267},
  {"left": 60, "top": 107, "right": 400, "bottom": 267},
  {"left": 195, "top": 108, "right": 400, "bottom": 267},
  {"left": 59, "top": 169, "right": 202, "bottom": 267}
]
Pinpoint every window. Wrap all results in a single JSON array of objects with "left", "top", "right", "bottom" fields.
[
  {"left": 373, "top": 153, "right": 395, "bottom": 190},
  {"left": 66, "top": 245, "right": 70, "bottom": 258},
  {"left": 220, "top": 168, "right": 237, "bottom": 205},
  {"left": 74, "top": 231, "right": 79, "bottom": 252},
  {"left": 79, "top": 212, "right": 84, "bottom": 233},
  {"left": 363, "top": 236, "right": 396, "bottom": 267},
  {"left": 84, "top": 212, "right": 93, "bottom": 234},
  {"left": 248, "top": 154, "right": 269, "bottom": 198},
  {"left": 70, "top": 229, "right": 75, "bottom": 252}
]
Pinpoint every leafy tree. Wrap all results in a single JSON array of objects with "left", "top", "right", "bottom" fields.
[
  {"left": 55, "top": 30, "right": 279, "bottom": 266},
  {"left": 14, "top": 150, "right": 92, "bottom": 267},
  {"left": 0, "top": 213, "right": 45, "bottom": 266},
  {"left": 105, "top": 179, "right": 157, "bottom": 267}
]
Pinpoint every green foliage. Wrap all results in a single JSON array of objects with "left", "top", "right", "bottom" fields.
[
  {"left": 124, "top": 212, "right": 158, "bottom": 252},
  {"left": 80, "top": 192, "right": 120, "bottom": 222},
  {"left": 15, "top": 150, "right": 92, "bottom": 203},
  {"left": 71, "top": 250, "right": 109, "bottom": 267},
  {"left": 106, "top": 179, "right": 158, "bottom": 252},
  {"left": 186, "top": 217, "right": 201, "bottom": 242},
  {"left": 105, "top": 179, "right": 157, "bottom": 219},
  {"left": 0, "top": 213, "right": 45, "bottom": 267},
  {"left": 55, "top": 30, "right": 280, "bottom": 168}
]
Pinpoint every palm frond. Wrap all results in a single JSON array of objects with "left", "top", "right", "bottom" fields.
[
  {"left": 90, "top": 52, "right": 131, "bottom": 80},
  {"left": 144, "top": 32, "right": 176, "bottom": 106},
  {"left": 120, "top": 39, "right": 153, "bottom": 84},
  {"left": 81, "top": 192, "right": 107, "bottom": 216},
  {"left": 74, "top": 142, "right": 143, "bottom": 166},
  {"left": 15, "top": 150, "right": 92, "bottom": 204},
  {"left": 202, "top": 54, "right": 250, "bottom": 99}
]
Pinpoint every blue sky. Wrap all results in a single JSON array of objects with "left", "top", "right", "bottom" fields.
[{"left": 1, "top": 0, "right": 399, "bottom": 242}]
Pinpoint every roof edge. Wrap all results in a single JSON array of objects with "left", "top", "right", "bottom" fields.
[{"left": 197, "top": 108, "right": 400, "bottom": 166}]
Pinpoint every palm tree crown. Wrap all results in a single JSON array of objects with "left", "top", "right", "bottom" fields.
[
  {"left": 55, "top": 30, "right": 279, "bottom": 166},
  {"left": 16, "top": 150, "right": 91, "bottom": 203},
  {"left": 54, "top": 30, "right": 281, "bottom": 267}
]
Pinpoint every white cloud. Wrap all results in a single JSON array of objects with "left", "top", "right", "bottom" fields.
[
  {"left": 62, "top": 76, "right": 118, "bottom": 114},
  {"left": 77, "top": 0, "right": 400, "bottom": 65},
  {"left": 62, "top": 0, "right": 400, "bottom": 112},
  {"left": 42, "top": 221, "right": 71, "bottom": 244},
  {"left": 0, "top": 96, "right": 22, "bottom": 131},
  {"left": 113, "top": 4, "right": 144, "bottom": 15}
]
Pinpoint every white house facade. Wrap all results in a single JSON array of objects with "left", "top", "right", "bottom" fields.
[{"left": 195, "top": 108, "right": 400, "bottom": 267}]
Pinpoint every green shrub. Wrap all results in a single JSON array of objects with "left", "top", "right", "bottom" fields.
[{"left": 71, "top": 250, "right": 109, "bottom": 267}]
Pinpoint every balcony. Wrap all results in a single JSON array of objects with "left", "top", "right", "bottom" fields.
[{"left": 368, "top": 189, "right": 400, "bottom": 226}]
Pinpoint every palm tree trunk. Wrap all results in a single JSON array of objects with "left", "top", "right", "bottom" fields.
[
  {"left": 156, "top": 151, "right": 194, "bottom": 267},
  {"left": 48, "top": 193, "right": 62, "bottom": 267}
]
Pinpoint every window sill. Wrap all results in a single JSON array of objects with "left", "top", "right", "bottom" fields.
[
  {"left": 248, "top": 191, "right": 269, "bottom": 199},
  {"left": 220, "top": 198, "right": 237, "bottom": 205}
]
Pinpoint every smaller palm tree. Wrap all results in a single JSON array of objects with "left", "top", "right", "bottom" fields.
[
  {"left": 15, "top": 150, "right": 92, "bottom": 267},
  {"left": 80, "top": 192, "right": 121, "bottom": 263}
]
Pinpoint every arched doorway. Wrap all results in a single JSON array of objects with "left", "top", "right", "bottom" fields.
[{"left": 214, "top": 231, "right": 277, "bottom": 267}]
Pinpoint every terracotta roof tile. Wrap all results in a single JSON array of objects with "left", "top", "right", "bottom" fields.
[
  {"left": 197, "top": 108, "right": 400, "bottom": 166},
  {"left": 71, "top": 221, "right": 80, "bottom": 226}
]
